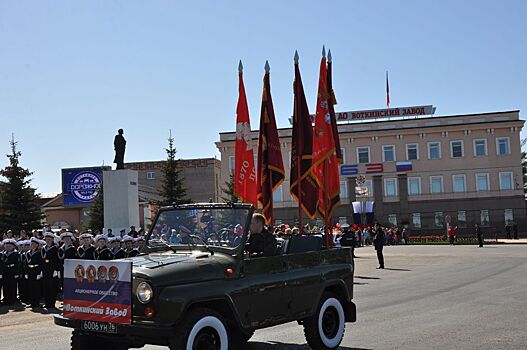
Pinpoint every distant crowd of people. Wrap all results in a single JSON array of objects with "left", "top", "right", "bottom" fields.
[{"left": 0, "top": 226, "right": 146, "bottom": 308}]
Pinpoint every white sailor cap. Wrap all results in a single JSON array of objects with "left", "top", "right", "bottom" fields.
[
  {"left": 30, "top": 237, "right": 41, "bottom": 245},
  {"left": 135, "top": 236, "right": 145, "bottom": 242},
  {"left": 95, "top": 234, "right": 108, "bottom": 242},
  {"left": 19, "top": 239, "right": 31, "bottom": 246},
  {"left": 122, "top": 235, "right": 134, "bottom": 243},
  {"left": 79, "top": 233, "right": 94, "bottom": 240},
  {"left": 44, "top": 232, "right": 56, "bottom": 239},
  {"left": 2, "top": 238, "right": 17, "bottom": 246},
  {"left": 60, "top": 231, "right": 75, "bottom": 240},
  {"left": 110, "top": 236, "right": 121, "bottom": 243}
]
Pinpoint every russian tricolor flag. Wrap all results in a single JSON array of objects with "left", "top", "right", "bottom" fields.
[{"left": 396, "top": 161, "right": 412, "bottom": 172}]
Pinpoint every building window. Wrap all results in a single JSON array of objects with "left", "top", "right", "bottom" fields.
[
  {"left": 496, "top": 137, "right": 510, "bottom": 155},
  {"left": 357, "top": 147, "right": 370, "bottom": 164},
  {"left": 480, "top": 210, "right": 490, "bottom": 226},
  {"left": 273, "top": 185, "right": 283, "bottom": 202},
  {"left": 450, "top": 140, "right": 464, "bottom": 158},
  {"left": 428, "top": 142, "right": 441, "bottom": 160},
  {"left": 473, "top": 139, "right": 487, "bottom": 157},
  {"left": 499, "top": 172, "right": 513, "bottom": 190},
  {"left": 412, "top": 213, "right": 421, "bottom": 228},
  {"left": 388, "top": 214, "right": 397, "bottom": 227},
  {"left": 364, "top": 180, "right": 373, "bottom": 197},
  {"left": 146, "top": 171, "right": 156, "bottom": 180},
  {"left": 408, "top": 177, "right": 421, "bottom": 195},
  {"left": 340, "top": 148, "right": 346, "bottom": 163},
  {"left": 229, "top": 156, "right": 235, "bottom": 171},
  {"left": 384, "top": 178, "right": 397, "bottom": 197},
  {"left": 435, "top": 212, "right": 444, "bottom": 228},
  {"left": 382, "top": 145, "right": 396, "bottom": 162},
  {"left": 452, "top": 174, "right": 466, "bottom": 193},
  {"left": 430, "top": 176, "right": 443, "bottom": 194},
  {"left": 457, "top": 211, "right": 467, "bottom": 228},
  {"left": 504, "top": 209, "right": 514, "bottom": 225},
  {"left": 340, "top": 181, "right": 348, "bottom": 198},
  {"left": 476, "top": 173, "right": 490, "bottom": 192},
  {"left": 406, "top": 143, "right": 419, "bottom": 161}
]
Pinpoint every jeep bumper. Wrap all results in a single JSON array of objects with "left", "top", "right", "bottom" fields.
[{"left": 54, "top": 314, "right": 174, "bottom": 345}]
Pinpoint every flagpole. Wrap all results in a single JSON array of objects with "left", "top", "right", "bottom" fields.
[{"left": 294, "top": 50, "right": 303, "bottom": 234}]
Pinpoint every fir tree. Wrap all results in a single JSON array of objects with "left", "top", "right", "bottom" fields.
[
  {"left": 159, "top": 132, "right": 190, "bottom": 206},
  {"left": 0, "top": 135, "right": 43, "bottom": 233},
  {"left": 221, "top": 172, "right": 238, "bottom": 203},
  {"left": 86, "top": 182, "right": 104, "bottom": 233}
]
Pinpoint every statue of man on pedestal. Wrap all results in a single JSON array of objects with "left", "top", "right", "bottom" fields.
[{"left": 114, "top": 128, "right": 126, "bottom": 170}]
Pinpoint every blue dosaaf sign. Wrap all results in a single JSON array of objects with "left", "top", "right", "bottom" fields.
[{"left": 62, "top": 167, "right": 109, "bottom": 206}]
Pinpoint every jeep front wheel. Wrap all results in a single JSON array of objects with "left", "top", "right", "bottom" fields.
[
  {"left": 170, "top": 308, "right": 229, "bottom": 350},
  {"left": 303, "top": 292, "right": 346, "bottom": 350}
]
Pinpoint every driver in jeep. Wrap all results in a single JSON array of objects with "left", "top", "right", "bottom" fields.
[{"left": 247, "top": 213, "right": 277, "bottom": 256}]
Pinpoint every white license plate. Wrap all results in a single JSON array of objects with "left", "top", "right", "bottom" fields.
[{"left": 81, "top": 320, "right": 117, "bottom": 334}]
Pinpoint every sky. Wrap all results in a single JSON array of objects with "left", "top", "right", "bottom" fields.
[{"left": 0, "top": 0, "right": 526, "bottom": 194}]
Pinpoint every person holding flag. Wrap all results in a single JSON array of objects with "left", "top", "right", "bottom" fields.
[
  {"left": 312, "top": 47, "right": 341, "bottom": 246},
  {"left": 257, "top": 61, "right": 285, "bottom": 225},
  {"left": 290, "top": 51, "right": 318, "bottom": 229},
  {"left": 234, "top": 60, "right": 257, "bottom": 207}
]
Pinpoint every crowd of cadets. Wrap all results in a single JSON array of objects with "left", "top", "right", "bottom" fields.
[{"left": 0, "top": 229, "right": 145, "bottom": 308}]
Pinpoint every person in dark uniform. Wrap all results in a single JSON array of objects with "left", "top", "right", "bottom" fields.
[
  {"left": 1, "top": 239, "right": 21, "bottom": 305},
  {"left": 0, "top": 244, "right": 4, "bottom": 303},
  {"left": 123, "top": 236, "right": 139, "bottom": 257},
  {"left": 339, "top": 224, "right": 357, "bottom": 258},
  {"left": 18, "top": 240, "right": 30, "bottom": 304},
  {"left": 129, "top": 226, "right": 138, "bottom": 238},
  {"left": 475, "top": 224, "right": 484, "bottom": 248},
  {"left": 513, "top": 223, "right": 519, "bottom": 240},
  {"left": 505, "top": 223, "right": 512, "bottom": 239},
  {"left": 77, "top": 233, "right": 95, "bottom": 260},
  {"left": 26, "top": 237, "right": 43, "bottom": 308},
  {"left": 110, "top": 237, "right": 126, "bottom": 259},
  {"left": 247, "top": 213, "right": 277, "bottom": 256},
  {"left": 41, "top": 232, "right": 60, "bottom": 309},
  {"left": 373, "top": 223, "right": 385, "bottom": 269},
  {"left": 58, "top": 232, "right": 78, "bottom": 293},
  {"left": 93, "top": 235, "right": 113, "bottom": 260}
]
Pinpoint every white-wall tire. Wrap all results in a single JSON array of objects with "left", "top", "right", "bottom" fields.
[
  {"left": 304, "top": 292, "right": 347, "bottom": 350},
  {"left": 185, "top": 315, "right": 228, "bottom": 350},
  {"left": 169, "top": 308, "right": 229, "bottom": 350},
  {"left": 317, "top": 297, "right": 345, "bottom": 348}
]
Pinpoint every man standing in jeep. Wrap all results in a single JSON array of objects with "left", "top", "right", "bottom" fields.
[{"left": 247, "top": 213, "right": 277, "bottom": 256}]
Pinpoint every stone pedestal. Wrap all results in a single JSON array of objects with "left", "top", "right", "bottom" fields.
[{"left": 103, "top": 169, "right": 140, "bottom": 233}]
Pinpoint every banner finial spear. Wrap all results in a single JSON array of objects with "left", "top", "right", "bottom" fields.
[
  {"left": 328, "top": 49, "right": 332, "bottom": 62},
  {"left": 294, "top": 50, "right": 299, "bottom": 64},
  {"left": 238, "top": 60, "right": 243, "bottom": 73},
  {"left": 322, "top": 45, "right": 326, "bottom": 58},
  {"left": 265, "top": 60, "right": 270, "bottom": 73}
]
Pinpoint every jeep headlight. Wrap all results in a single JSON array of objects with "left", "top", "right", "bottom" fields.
[{"left": 137, "top": 282, "right": 153, "bottom": 304}]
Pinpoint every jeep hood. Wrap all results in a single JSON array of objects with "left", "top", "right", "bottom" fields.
[{"left": 128, "top": 251, "right": 236, "bottom": 286}]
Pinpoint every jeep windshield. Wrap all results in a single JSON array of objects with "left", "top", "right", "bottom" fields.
[{"left": 147, "top": 206, "right": 250, "bottom": 252}]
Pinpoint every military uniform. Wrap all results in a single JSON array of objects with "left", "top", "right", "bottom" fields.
[
  {"left": 109, "top": 237, "right": 126, "bottom": 259},
  {"left": 373, "top": 226, "right": 385, "bottom": 269},
  {"left": 18, "top": 241, "right": 30, "bottom": 304},
  {"left": 77, "top": 244, "right": 95, "bottom": 260},
  {"left": 94, "top": 247, "right": 113, "bottom": 260},
  {"left": 26, "top": 237, "right": 43, "bottom": 308},
  {"left": 1, "top": 239, "right": 21, "bottom": 305},
  {"left": 41, "top": 237, "right": 60, "bottom": 308}
]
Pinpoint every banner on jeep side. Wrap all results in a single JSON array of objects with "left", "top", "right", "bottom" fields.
[{"left": 62, "top": 259, "right": 132, "bottom": 324}]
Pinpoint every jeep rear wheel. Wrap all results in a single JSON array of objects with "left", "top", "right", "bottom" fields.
[
  {"left": 170, "top": 308, "right": 229, "bottom": 350},
  {"left": 303, "top": 292, "right": 346, "bottom": 350}
]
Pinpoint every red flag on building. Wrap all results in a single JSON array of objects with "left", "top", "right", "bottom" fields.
[
  {"left": 234, "top": 61, "right": 257, "bottom": 206},
  {"left": 257, "top": 61, "right": 285, "bottom": 225},
  {"left": 386, "top": 70, "right": 390, "bottom": 107},
  {"left": 290, "top": 51, "right": 318, "bottom": 221},
  {"left": 312, "top": 48, "right": 340, "bottom": 228},
  {"left": 327, "top": 49, "right": 343, "bottom": 164}
]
